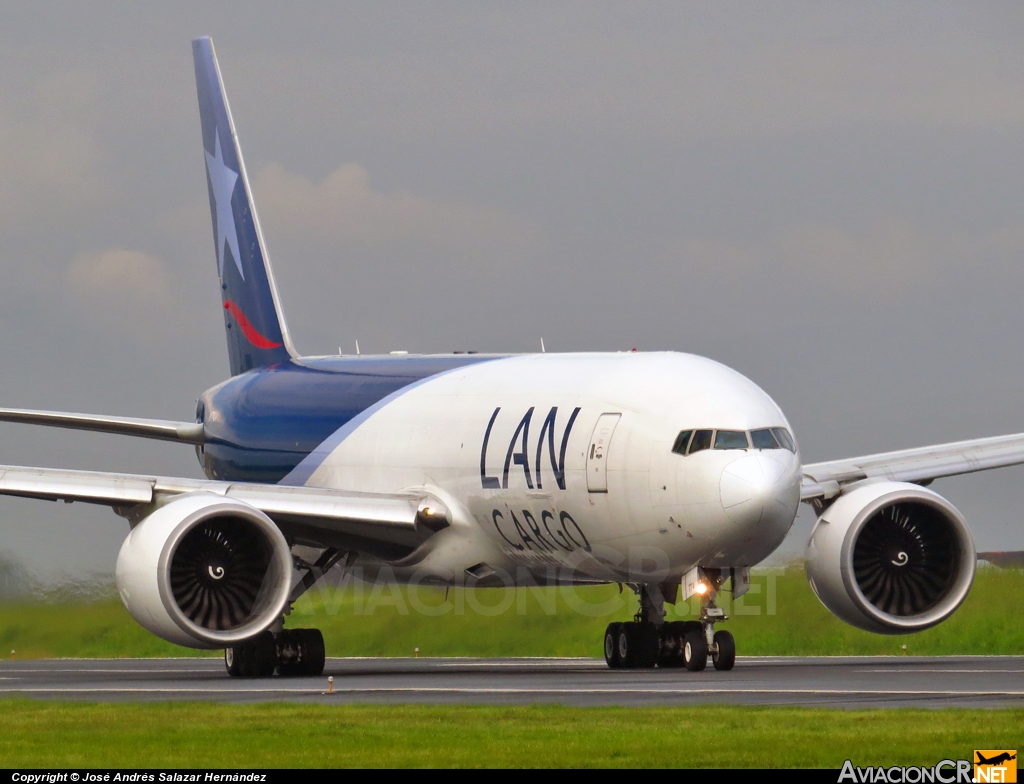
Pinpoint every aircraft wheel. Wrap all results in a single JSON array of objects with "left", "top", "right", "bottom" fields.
[
  {"left": 300, "top": 629, "right": 326, "bottom": 676},
  {"left": 224, "top": 645, "right": 243, "bottom": 677},
  {"left": 712, "top": 630, "right": 735, "bottom": 671},
  {"left": 682, "top": 626, "right": 708, "bottom": 672},
  {"left": 226, "top": 631, "right": 277, "bottom": 678},
  {"left": 618, "top": 622, "right": 658, "bottom": 669},
  {"left": 250, "top": 631, "right": 278, "bottom": 677},
  {"left": 276, "top": 628, "right": 326, "bottom": 676},
  {"left": 604, "top": 622, "right": 623, "bottom": 668}
]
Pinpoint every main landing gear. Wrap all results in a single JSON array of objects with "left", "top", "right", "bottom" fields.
[
  {"left": 225, "top": 628, "right": 326, "bottom": 678},
  {"left": 225, "top": 547, "right": 346, "bottom": 678},
  {"left": 604, "top": 573, "right": 735, "bottom": 672}
]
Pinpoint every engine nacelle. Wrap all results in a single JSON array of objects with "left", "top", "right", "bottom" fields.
[
  {"left": 805, "top": 481, "right": 975, "bottom": 634},
  {"left": 115, "top": 492, "right": 292, "bottom": 649}
]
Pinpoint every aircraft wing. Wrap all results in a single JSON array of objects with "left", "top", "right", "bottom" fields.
[
  {"left": 0, "top": 464, "right": 449, "bottom": 557},
  {"left": 801, "top": 431, "right": 1024, "bottom": 502}
]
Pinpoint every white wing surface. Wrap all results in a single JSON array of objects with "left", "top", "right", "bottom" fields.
[
  {"left": 0, "top": 464, "right": 447, "bottom": 554},
  {"left": 801, "top": 432, "right": 1024, "bottom": 502}
]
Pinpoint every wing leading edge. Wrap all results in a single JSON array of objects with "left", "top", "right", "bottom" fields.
[
  {"left": 801, "top": 431, "right": 1024, "bottom": 503},
  {"left": 0, "top": 463, "right": 449, "bottom": 558}
]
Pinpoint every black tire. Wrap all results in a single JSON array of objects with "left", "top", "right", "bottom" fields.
[
  {"left": 657, "top": 621, "right": 685, "bottom": 668},
  {"left": 300, "top": 629, "right": 326, "bottom": 676},
  {"left": 712, "top": 630, "right": 735, "bottom": 671},
  {"left": 604, "top": 622, "right": 623, "bottom": 669},
  {"left": 227, "top": 631, "right": 276, "bottom": 678},
  {"left": 682, "top": 626, "right": 708, "bottom": 672},
  {"left": 616, "top": 623, "right": 635, "bottom": 668},
  {"left": 619, "top": 622, "right": 658, "bottom": 669},
  {"left": 277, "top": 629, "right": 326, "bottom": 676},
  {"left": 224, "top": 645, "right": 244, "bottom": 677},
  {"left": 250, "top": 631, "right": 277, "bottom": 678}
]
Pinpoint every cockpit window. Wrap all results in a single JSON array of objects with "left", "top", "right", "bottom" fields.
[
  {"left": 671, "top": 430, "right": 693, "bottom": 455},
  {"left": 672, "top": 426, "right": 796, "bottom": 455},
  {"left": 688, "top": 429, "right": 713, "bottom": 454},
  {"left": 714, "top": 430, "right": 749, "bottom": 450},
  {"left": 749, "top": 428, "right": 779, "bottom": 449},
  {"left": 771, "top": 427, "right": 796, "bottom": 453}
]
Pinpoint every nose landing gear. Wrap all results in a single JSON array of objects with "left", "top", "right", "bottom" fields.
[{"left": 602, "top": 571, "right": 737, "bottom": 672}]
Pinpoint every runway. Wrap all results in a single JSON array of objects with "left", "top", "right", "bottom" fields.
[{"left": 1, "top": 656, "right": 1023, "bottom": 708}]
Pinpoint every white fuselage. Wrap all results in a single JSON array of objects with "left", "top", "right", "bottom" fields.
[{"left": 302, "top": 352, "right": 803, "bottom": 586}]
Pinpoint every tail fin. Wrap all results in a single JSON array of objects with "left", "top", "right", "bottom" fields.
[{"left": 193, "top": 36, "right": 296, "bottom": 375}]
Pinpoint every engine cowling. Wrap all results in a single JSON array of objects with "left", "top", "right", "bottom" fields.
[
  {"left": 115, "top": 492, "right": 292, "bottom": 649},
  {"left": 805, "top": 481, "right": 975, "bottom": 634}
]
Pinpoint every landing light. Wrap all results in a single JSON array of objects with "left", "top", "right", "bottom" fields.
[
  {"left": 415, "top": 499, "right": 451, "bottom": 532},
  {"left": 695, "top": 582, "right": 708, "bottom": 595}
]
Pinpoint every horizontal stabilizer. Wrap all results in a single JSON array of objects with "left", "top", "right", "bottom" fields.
[{"left": 0, "top": 407, "right": 206, "bottom": 445}]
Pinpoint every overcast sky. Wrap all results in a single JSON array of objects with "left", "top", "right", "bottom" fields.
[{"left": 2, "top": 2, "right": 1024, "bottom": 580}]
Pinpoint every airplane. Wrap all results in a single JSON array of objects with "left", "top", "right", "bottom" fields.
[
  {"left": 1, "top": 36, "right": 1022, "bottom": 678},
  {"left": 976, "top": 753, "right": 1016, "bottom": 766}
]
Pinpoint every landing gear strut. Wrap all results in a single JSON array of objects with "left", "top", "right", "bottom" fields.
[
  {"left": 697, "top": 568, "right": 736, "bottom": 671},
  {"left": 604, "top": 583, "right": 665, "bottom": 669},
  {"left": 602, "top": 571, "right": 736, "bottom": 672},
  {"left": 224, "top": 547, "right": 346, "bottom": 678}
]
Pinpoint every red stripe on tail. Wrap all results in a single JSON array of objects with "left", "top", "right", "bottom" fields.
[{"left": 223, "top": 300, "right": 283, "bottom": 349}]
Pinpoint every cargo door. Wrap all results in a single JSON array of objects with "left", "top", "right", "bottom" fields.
[{"left": 586, "top": 413, "right": 621, "bottom": 492}]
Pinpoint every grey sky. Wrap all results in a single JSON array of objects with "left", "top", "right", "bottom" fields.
[{"left": 1, "top": 2, "right": 1024, "bottom": 580}]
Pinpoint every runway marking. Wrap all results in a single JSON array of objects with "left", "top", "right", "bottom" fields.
[
  {"left": 2, "top": 686, "right": 1024, "bottom": 697},
  {"left": 433, "top": 661, "right": 608, "bottom": 668},
  {"left": 854, "top": 669, "right": 1024, "bottom": 674},
  {"left": 0, "top": 669, "right": 221, "bottom": 675}
]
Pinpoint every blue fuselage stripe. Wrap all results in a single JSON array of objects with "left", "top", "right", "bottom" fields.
[{"left": 196, "top": 354, "right": 503, "bottom": 485}]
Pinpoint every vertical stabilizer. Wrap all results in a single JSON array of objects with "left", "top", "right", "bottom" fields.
[{"left": 193, "top": 37, "right": 296, "bottom": 375}]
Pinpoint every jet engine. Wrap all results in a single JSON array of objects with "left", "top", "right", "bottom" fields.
[
  {"left": 115, "top": 492, "right": 292, "bottom": 649},
  {"left": 804, "top": 481, "right": 975, "bottom": 634}
]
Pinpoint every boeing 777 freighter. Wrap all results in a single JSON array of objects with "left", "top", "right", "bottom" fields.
[{"left": 0, "top": 38, "right": 1020, "bottom": 676}]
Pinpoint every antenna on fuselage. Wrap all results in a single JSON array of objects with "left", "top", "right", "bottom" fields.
[
  {"left": 540, "top": 338, "right": 546, "bottom": 353},
  {"left": 355, "top": 340, "right": 360, "bottom": 355}
]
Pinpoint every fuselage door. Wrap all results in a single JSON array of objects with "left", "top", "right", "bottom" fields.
[{"left": 587, "top": 413, "right": 621, "bottom": 493}]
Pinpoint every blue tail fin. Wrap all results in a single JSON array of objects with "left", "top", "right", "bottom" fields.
[{"left": 193, "top": 37, "right": 295, "bottom": 375}]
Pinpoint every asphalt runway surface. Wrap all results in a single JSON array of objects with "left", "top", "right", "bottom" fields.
[{"left": 1, "top": 656, "right": 1023, "bottom": 708}]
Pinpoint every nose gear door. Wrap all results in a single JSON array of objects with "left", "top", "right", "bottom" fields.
[{"left": 587, "top": 413, "right": 621, "bottom": 492}]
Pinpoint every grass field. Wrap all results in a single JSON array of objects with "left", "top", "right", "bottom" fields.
[
  {"left": 1, "top": 564, "right": 1022, "bottom": 659},
  {"left": 0, "top": 701, "right": 1020, "bottom": 767}
]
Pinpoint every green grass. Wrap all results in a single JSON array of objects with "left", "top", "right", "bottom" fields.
[
  {"left": 2, "top": 565, "right": 1023, "bottom": 659},
  {"left": 0, "top": 701, "right": 1020, "bottom": 767}
]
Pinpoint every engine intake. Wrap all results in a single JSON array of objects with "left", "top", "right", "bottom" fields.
[
  {"left": 116, "top": 492, "right": 292, "bottom": 649},
  {"left": 805, "top": 481, "right": 974, "bottom": 634},
  {"left": 170, "top": 516, "right": 276, "bottom": 631}
]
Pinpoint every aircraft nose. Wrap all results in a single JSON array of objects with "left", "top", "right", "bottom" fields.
[{"left": 719, "top": 451, "right": 798, "bottom": 527}]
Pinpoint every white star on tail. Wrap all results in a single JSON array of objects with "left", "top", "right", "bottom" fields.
[{"left": 205, "top": 129, "right": 244, "bottom": 280}]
